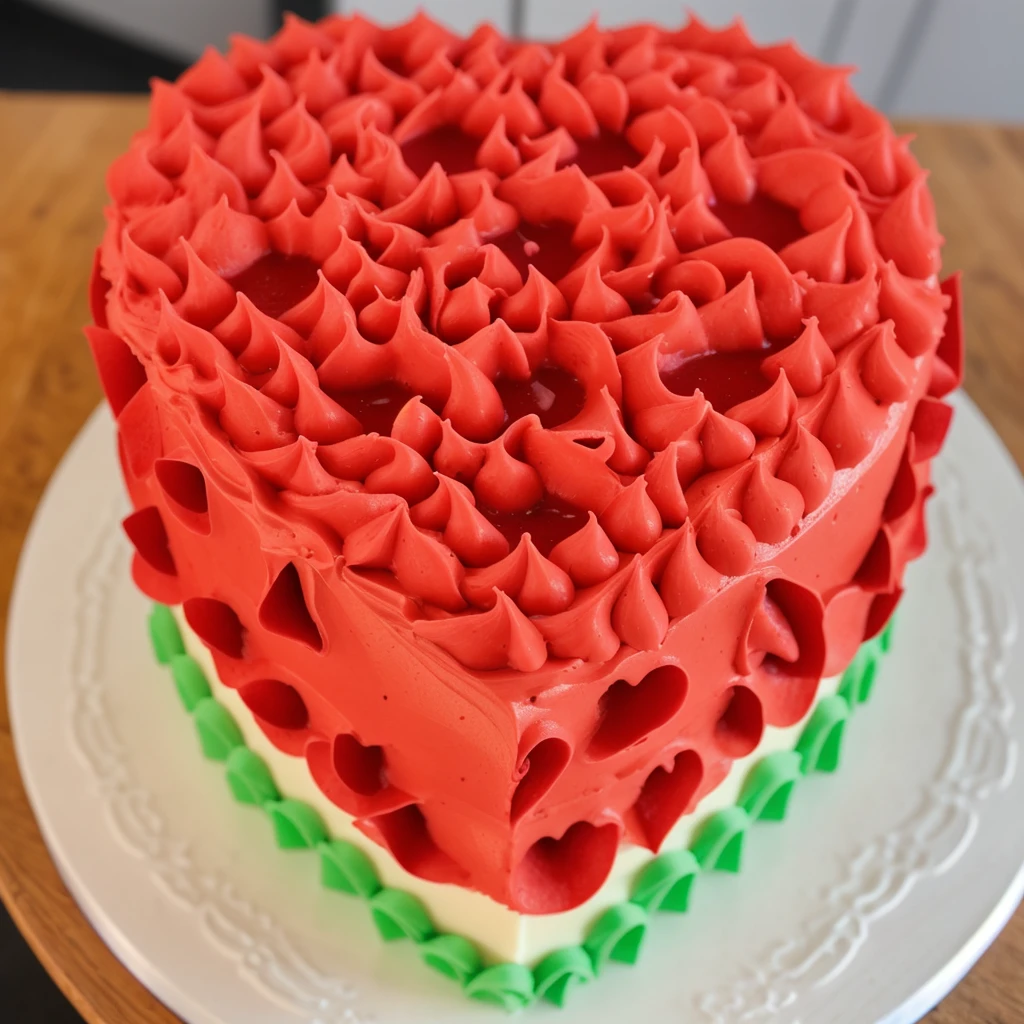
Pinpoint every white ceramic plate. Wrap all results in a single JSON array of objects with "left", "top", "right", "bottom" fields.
[{"left": 7, "top": 392, "right": 1024, "bottom": 1024}]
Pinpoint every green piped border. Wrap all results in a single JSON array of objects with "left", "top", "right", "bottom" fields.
[{"left": 148, "top": 605, "right": 894, "bottom": 1012}]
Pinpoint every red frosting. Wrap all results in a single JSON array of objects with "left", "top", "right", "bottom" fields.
[{"left": 89, "top": 11, "right": 962, "bottom": 914}]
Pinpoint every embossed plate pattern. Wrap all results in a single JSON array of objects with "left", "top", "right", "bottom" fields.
[{"left": 7, "top": 391, "right": 1024, "bottom": 1024}]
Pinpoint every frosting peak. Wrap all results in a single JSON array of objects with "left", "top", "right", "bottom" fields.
[
  {"left": 96, "top": 10, "right": 949, "bottom": 676},
  {"left": 99, "top": 8, "right": 955, "bottom": 920}
]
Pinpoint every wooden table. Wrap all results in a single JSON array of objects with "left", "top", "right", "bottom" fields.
[{"left": 0, "top": 93, "right": 1021, "bottom": 1024}]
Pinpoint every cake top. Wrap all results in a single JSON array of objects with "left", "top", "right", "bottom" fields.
[{"left": 94, "top": 12, "right": 952, "bottom": 678}]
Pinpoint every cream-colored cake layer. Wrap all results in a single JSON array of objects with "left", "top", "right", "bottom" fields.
[{"left": 174, "top": 610, "right": 838, "bottom": 964}]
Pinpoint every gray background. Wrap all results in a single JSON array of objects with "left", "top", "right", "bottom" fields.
[{"left": 25, "top": 0, "right": 1024, "bottom": 121}]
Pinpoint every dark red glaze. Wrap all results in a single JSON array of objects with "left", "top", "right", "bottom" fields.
[
  {"left": 661, "top": 338, "right": 792, "bottom": 412},
  {"left": 333, "top": 381, "right": 417, "bottom": 436},
  {"left": 378, "top": 52, "right": 407, "bottom": 75},
  {"left": 573, "top": 129, "right": 642, "bottom": 176},
  {"left": 401, "top": 126, "right": 481, "bottom": 177},
  {"left": 496, "top": 364, "right": 586, "bottom": 430},
  {"left": 495, "top": 222, "right": 579, "bottom": 284},
  {"left": 228, "top": 253, "right": 320, "bottom": 319},
  {"left": 714, "top": 194, "right": 806, "bottom": 252},
  {"left": 483, "top": 494, "right": 589, "bottom": 555}
]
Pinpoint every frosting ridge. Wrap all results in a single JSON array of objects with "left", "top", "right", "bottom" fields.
[{"left": 92, "top": 10, "right": 957, "bottom": 915}]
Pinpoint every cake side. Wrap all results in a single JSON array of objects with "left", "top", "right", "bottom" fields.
[
  {"left": 170, "top": 603, "right": 858, "bottom": 963},
  {"left": 153, "top": 601, "right": 891, "bottom": 1000},
  {"left": 90, "top": 12, "right": 962, "bottom": 919}
]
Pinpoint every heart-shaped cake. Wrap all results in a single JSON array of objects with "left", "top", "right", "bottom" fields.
[{"left": 88, "top": 9, "right": 962, "bottom": 1007}]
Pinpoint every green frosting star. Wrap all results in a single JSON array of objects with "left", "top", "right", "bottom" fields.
[
  {"left": 533, "top": 946, "right": 594, "bottom": 1007},
  {"left": 169, "top": 653, "right": 211, "bottom": 712},
  {"left": 319, "top": 839, "right": 381, "bottom": 899},
  {"left": 631, "top": 848, "right": 700, "bottom": 912},
  {"left": 739, "top": 751, "right": 803, "bottom": 822},
  {"left": 267, "top": 799, "right": 328, "bottom": 849},
  {"left": 690, "top": 806, "right": 750, "bottom": 873},
  {"left": 148, "top": 603, "right": 184, "bottom": 664},
  {"left": 193, "top": 698, "right": 244, "bottom": 761},
  {"left": 584, "top": 903, "right": 647, "bottom": 972},
  {"left": 421, "top": 934, "right": 483, "bottom": 985},
  {"left": 369, "top": 888, "right": 434, "bottom": 943},
  {"left": 465, "top": 964, "right": 535, "bottom": 1011},
  {"left": 796, "top": 695, "right": 851, "bottom": 773},
  {"left": 225, "top": 747, "right": 279, "bottom": 806}
]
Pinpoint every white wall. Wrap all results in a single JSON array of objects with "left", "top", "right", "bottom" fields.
[
  {"left": 519, "top": 0, "right": 842, "bottom": 56},
  {"left": 515, "top": 0, "right": 1024, "bottom": 119},
  {"left": 32, "top": 0, "right": 270, "bottom": 59},
  {"left": 32, "top": 0, "right": 1024, "bottom": 122},
  {"left": 342, "top": 0, "right": 511, "bottom": 34},
  {"left": 889, "top": 1, "right": 1024, "bottom": 120},
  {"left": 822, "top": 0, "right": 922, "bottom": 108}
]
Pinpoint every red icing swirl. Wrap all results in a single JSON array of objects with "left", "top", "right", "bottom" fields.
[{"left": 92, "top": 11, "right": 958, "bottom": 914}]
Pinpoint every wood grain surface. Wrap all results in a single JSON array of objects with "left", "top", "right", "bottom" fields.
[{"left": 0, "top": 94, "right": 1021, "bottom": 1024}]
